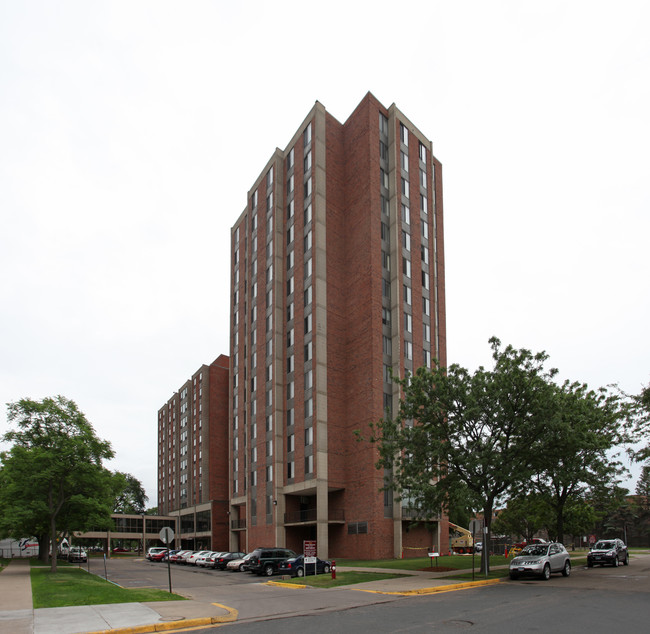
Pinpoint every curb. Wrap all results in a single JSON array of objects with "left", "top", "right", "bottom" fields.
[
  {"left": 266, "top": 580, "right": 307, "bottom": 589},
  {"left": 86, "top": 603, "right": 238, "bottom": 634},
  {"left": 354, "top": 578, "right": 503, "bottom": 596}
]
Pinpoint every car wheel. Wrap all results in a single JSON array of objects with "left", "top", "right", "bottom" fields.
[
  {"left": 587, "top": 561, "right": 593, "bottom": 568},
  {"left": 264, "top": 564, "right": 274, "bottom": 576},
  {"left": 624, "top": 554, "right": 629, "bottom": 566},
  {"left": 296, "top": 567, "right": 304, "bottom": 577},
  {"left": 509, "top": 572, "right": 519, "bottom": 580},
  {"left": 562, "top": 560, "right": 571, "bottom": 577},
  {"left": 542, "top": 564, "right": 551, "bottom": 581},
  {"left": 239, "top": 564, "right": 245, "bottom": 571},
  {"left": 323, "top": 564, "right": 330, "bottom": 574},
  {"left": 612, "top": 557, "right": 619, "bottom": 567}
]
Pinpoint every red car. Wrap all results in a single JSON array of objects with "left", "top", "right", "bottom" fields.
[{"left": 150, "top": 549, "right": 170, "bottom": 562}]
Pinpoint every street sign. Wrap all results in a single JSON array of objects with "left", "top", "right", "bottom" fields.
[
  {"left": 304, "top": 556, "right": 317, "bottom": 564},
  {"left": 159, "top": 526, "right": 174, "bottom": 545}
]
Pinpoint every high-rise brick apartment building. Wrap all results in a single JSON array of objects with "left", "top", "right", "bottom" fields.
[
  {"left": 157, "top": 354, "right": 230, "bottom": 549},
  {"left": 229, "top": 93, "right": 448, "bottom": 559}
]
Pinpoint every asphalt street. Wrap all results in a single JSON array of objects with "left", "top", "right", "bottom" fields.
[{"left": 94, "top": 554, "right": 650, "bottom": 633}]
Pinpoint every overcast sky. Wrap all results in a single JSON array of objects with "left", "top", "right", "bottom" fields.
[{"left": 1, "top": 1, "right": 649, "bottom": 504}]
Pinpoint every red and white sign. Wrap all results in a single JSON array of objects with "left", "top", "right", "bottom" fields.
[{"left": 304, "top": 540, "right": 317, "bottom": 557}]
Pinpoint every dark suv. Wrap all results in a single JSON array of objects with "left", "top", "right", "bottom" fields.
[
  {"left": 587, "top": 539, "right": 628, "bottom": 567},
  {"left": 247, "top": 547, "right": 296, "bottom": 576}
]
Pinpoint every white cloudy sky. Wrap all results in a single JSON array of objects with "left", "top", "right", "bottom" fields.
[{"left": 1, "top": 1, "right": 649, "bottom": 503}]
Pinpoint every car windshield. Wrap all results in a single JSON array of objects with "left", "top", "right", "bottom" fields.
[
  {"left": 521, "top": 545, "right": 549, "bottom": 556},
  {"left": 594, "top": 541, "right": 615, "bottom": 550}
]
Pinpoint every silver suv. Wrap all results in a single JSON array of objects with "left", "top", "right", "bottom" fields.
[{"left": 509, "top": 542, "right": 571, "bottom": 580}]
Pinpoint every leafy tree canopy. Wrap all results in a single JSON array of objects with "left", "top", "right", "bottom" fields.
[
  {"left": 113, "top": 472, "right": 148, "bottom": 514},
  {"left": 0, "top": 396, "right": 117, "bottom": 571}
]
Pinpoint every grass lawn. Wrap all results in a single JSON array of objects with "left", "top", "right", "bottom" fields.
[
  {"left": 338, "top": 554, "right": 509, "bottom": 571},
  {"left": 0, "top": 558, "right": 9, "bottom": 573},
  {"left": 280, "top": 571, "right": 410, "bottom": 588},
  {"left": 31, "top": 567, "right": 186, "bottom": 608}
]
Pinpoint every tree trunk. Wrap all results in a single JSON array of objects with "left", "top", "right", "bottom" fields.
[
  {"left": 50, "top": 514, "right": 58, "bottom": 573},
  {"left": 38, "top": 533, "right": 49, "bottom": 564}
]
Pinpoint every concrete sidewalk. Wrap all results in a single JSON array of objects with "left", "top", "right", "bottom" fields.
[{"left": 0, "top": 559, "right": 234, "bottom": 634}]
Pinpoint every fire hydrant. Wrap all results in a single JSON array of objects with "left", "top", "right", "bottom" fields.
[{"left": 331, "top": 560, "right": 336, "bottom": 579}]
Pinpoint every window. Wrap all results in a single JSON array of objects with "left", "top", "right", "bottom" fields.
[
  {"left": 384, "top": 363, "right": 392, "bottom": 383},
  {"left": 421, "top": 245, "right": 429, "bottom": 265},
  {"left": 403, "top": 285, "right": 412, "bottom": 305},
  {"left": 421, "top": 194, "right": 428, "bottom": 215},
  {"left": 266, "top": 166, "right": 273, "bottom": 189},
  {"left": 403, "top": 257, "right": 411, "bottom": 278},
  {"left": 287, "top": 250, "right": 294, "bottom": 270},
  {"left": 405, "top": 340, "right": 413, "bottom": 360},
  {"left": 287, "top": 276, "right": 294, "bottom": 296},
  {"left": 287, "top": 354, "right": 294, "bottom": 373},
  {"left": 404, "top": 312, "right": 412, "bottom": 333},
  {"left": 379, "top": 140, "right": 388, "bottom": 161},
  {"left": 287, "top": 461, "right": 295, "bottom": 479},
  {"left": 266, "top": 195, "right": 273, "bottom": 216},
  {"left": 401, "top": 150, "right": 409, "bottom": 172},
  {"left": 383, "top": 334, "right": 391, "bottom": 355},
  {"left": 287, "top": 434, "right": 294, "bottom": 452},
  {"left": 266, "top": 389, "right": 272, "bottom": 407},
  {"left": 251, "top": 213, "right": 257, "bottom": 231},
  {"left": 287, "top": 302, "right": 294, "bottom": 321},
  {"left": 287, "top": 328, "right": 294, "bottom": 347},
  {"left": 402, "top": 230, "right": 411, "bottom": 251},
  {"left": 420, "top": 168, "right": 427, "bottom": 189},
  {"left": 401, "top": 177, "right": 410, "bottom": 199},
  {"left": 266, "top": 314, "right": 272, "bottom": 332},
  {"left": 287, "top": 224, "right": 294, "bottom": 245},
  {"left": 266, "top": 414, "right": 272, "bottom": 431},
  {"left": 304, "top": 313, "right": 312, "bottom": 334},
  {"left": 304, "top": 203, "right": 312, "bottom": 225},
  {"left": 287, "top": 381, "right": 294, "bottom": 399},
  {"left": 380, "top": 168, "right": 389, "bottom": 189},
  {"left": 381, "top": 221, "right": 389, "bottom": 241},
  {"left": 304, "top": 123, "right": 312, "bottom": 147},
  {"left": 382, "top": 278, "right": 391, "bottom": 299},
  {"left": 266, "top": 265, "right": 273, "bottom": 284},
  {"left": 305, "top": 455, "right": 313, "bottom": 475},
  {"left": 304, "top": 151, "right": 312, "bottom": 172},
  {"left": 423, "top": 323, "right": 430, "bottom": 342},
  {"left": 382, "top": 250, "right": 390, "bottom": 271},
  {"left": 382, "top": 307, "right": 391, "bottom": 325},
  {"left": 419, "top": 142, "right": 426, "bottom": 162},
  {"left": 251, "top": 470, "right": 257, "bottom": 486},
  {"left": 304, "top": 230, "right": 312, "bottom": 252},
  {"left": 265, "top": 364, "right": 272, "bottom": 382},
  {"left": 304, "top": 285, "right": 312, "bottom": 306},
  {"left": 305, "top": 368, "right": 313, "bottom": 390},
  {"left": 287, "top": 199, "right": 294, "bottom": 219},
  {"left": 266, "top": 338, "right": 272, "bottom": 356},
  {"left": 251, "top": 190, "right": 258, "bottom": 209},
  {"left": 400, "top": 122, "right": 408, "bottom": 146},
  {"left": 423, "top": 349, "right": 431, "bottom": 368},
  {"left": 379, "top": 113, "right": 388, "bottom": 135},
  {"left": 422, "top": 221, "right": 429, "bottom": 240},
  {"left": 304, "top": 177, "right": 312, "bottom": 198},
  {"left": 287, "top": 147, "right": 294, "bottom": 169},
  {"left": 402, "top": 203, "right": 410, "bottom": 225},
  {"left": 381, "top": 195, "right": 389, "bottom": 216},
  {"left": 287, "top": 408, "right": 294, "bottom": 426},
  {"left": 305, "top": 396, "right": 313, "bottom": 417},
  {"left": 422, "top": 270, "right": 430, "bottom": 290},
  {"left": 305, "top": 426, "right": 313, "bottom": 446},
  {"left": 423, "top": 297, "right": 430, "bottom": 316},
  {"left": 266, "top": 465, "right": 273, "bottom": 482},
  {"left": 266, "top": 289, "right": 272, "bottom": 308},
  {"left": 287, "top": 174, "right": 294, "bottom": 194},
  {"left": 305, "top": 257, "right": 312, "bottom": 278},
  {"left": 251, "top": 446, "right": 257, "bottom": 463},
  {"left": 304, "top": 341, "right": 312, "bottom": 362}
]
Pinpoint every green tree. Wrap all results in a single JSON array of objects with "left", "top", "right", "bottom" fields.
[
  {"left": 369, "top": 338, "right": 557, "bottom": 573},
  {"left": 492, "top": 493, "right": 553, "bottom": 543},
  {"left": 0, "top": 396, "right": 117, "bottom": 571},
  {"left": 113, "top": 472, "right": 148, "bottom": 514},
  {"left": 531, "top": 380, "right": 625, "bottom": 541},
  {"left": 636, "top": 464, "right": 650, "bottom": 497}
]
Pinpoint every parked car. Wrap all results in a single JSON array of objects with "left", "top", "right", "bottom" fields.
[
  {"left": 68, "top": 547, "right": 88, "bottom": 563},
  {"left": 169, "top": 550, "right": 189, "bottom": 564},
  {"left": 196, "top": 551, "right": 221, "bottom": 567},
  {"left": 226, "top": 553, "right": 253, "bottom": 572},
  {"left": 150, "top": 549, "right": 171, "bottom": 562},
  {"left": 146, "top": 547, "right": 168, "bottom": 561},
  {"left": 212, "top": 552, "right": 247, "bottom": 570},
  {"left": 188, "top": 550, "right": 212, "bottom": 566},
  {"left": 247, "top": 547, "right": 297, "bottom": 576},
  {"left": 509, "top": 542, "right": 571, "bottom": 580},
  {"left": 587, "top": 539, "right": 628, "bottom": 567},
  {"left": 278, "top": 555, "right": 331, "bottom": 577},
  {"left": 474, "top": 542, "right": 483, "bottom": 553},
  {"left": 178, "top": 550, "right": 197, "bottom": 564}
]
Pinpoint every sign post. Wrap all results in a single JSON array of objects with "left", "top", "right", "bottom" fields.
[
  {"left": 159, "top": 527, "right": 175, "bottom": 593},
  {"left": 303, "top": 540, "right": 317, "bottom": 577}
]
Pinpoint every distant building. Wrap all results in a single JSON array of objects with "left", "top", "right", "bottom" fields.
[
  {"left": 157, "top": 354, "right": 230, "bottom": 550},
  {"left": 228, "top": 93, "right": 448, "bottom": 558}
]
